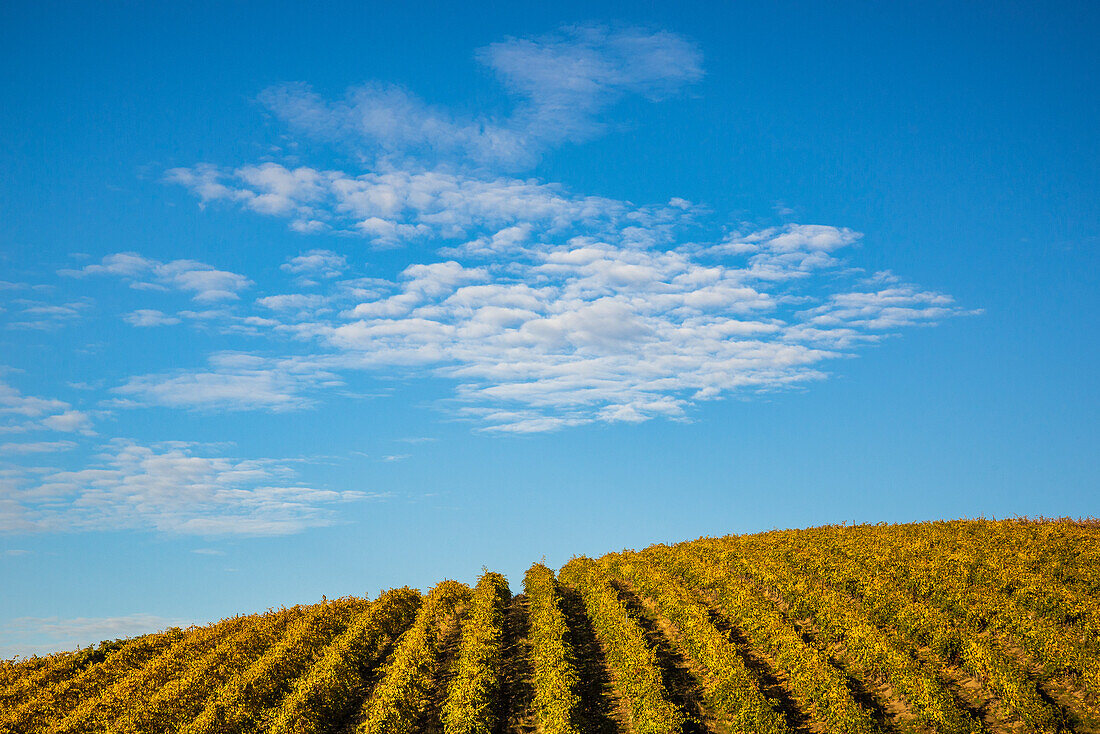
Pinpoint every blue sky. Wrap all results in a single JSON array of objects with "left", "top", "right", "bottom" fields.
[{"left": 1, "top": 1, "right": 1097, "bottom": 657}]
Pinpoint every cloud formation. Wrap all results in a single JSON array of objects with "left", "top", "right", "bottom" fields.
[
  {"left": 112, "top": 353, "right": 341, "bottom": 412},
  {"left": 153, "top": 26, "right": 975, "bottom": 431},
  {"left": 281, "top": 249, "right": 348, "bottom": 283},
  {"left": 259, "top": 24, "right": 703, "bottom": 170},
  {"left": 1, "top": 439, "right": 380, "bottom": 535},
  {"left": 0, "top": 380, "right": 95, "bottom": 438},
  {"left": 0, "top": 440, "right": 78, "bottom": 455},
  {"left": 3, "top": 298, "right": 93, "bottom": 331},
  {"left": 108, "top": 224, "right": 970, "bottom": 430},
  {"left": 125, "top": 309, "right": 182, "bottom": 327},
  {"left": 61, "top": 253, "right": 251, "bottom": 302},
  {"left": 166, "top": 163, "right": 680, "bottom": 247}
]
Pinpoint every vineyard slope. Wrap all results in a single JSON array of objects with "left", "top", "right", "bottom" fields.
[{"left": 2, "top": 519, "right": 1098, "bottom": 734}]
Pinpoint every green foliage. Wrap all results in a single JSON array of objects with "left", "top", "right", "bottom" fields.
[
  {"left": 723, "top": 524, "right": 1068, "bottom": 732},
  {"left": 128, "top": 605, "right": 305, "bottom": 733},
  {"left": 605, "top": 553, "right": 791, "bottom": 734},
  {"left": 652, "top": 544, "right": 883, "bottom": 734},
  {"left": 441, "top": 572, "right": 510, "bottom": 734},
  {"left": 0, "top": 628, "right": 183, "bottom": 734},
  {"left": 51, "top": 616, "right": 250, "bottom": 734},
  {"left": 181, "top": 596, "right": 369, "bottom": 734},
  {"left": 268, "top": 587, "right": 422, "bottom": 734},
  {"left": 2, "top": 519, "right": 1097, "bottom": 734},
  {"left": 523, "top": 564, "right": 582, "bottom": 734},
  {"left": 559, "top": 556, "right": 685, "bottom": 734},
  {"left": 356, "top": 579, "right": 471, "bottom": 734}
]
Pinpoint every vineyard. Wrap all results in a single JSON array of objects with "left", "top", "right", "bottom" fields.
[{"left": 2, "top": 519, "right": 1099, "bottom": 734}]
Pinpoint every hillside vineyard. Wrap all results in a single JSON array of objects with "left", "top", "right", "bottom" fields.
[{"left": 2, "top": 520, "right": 1098, "bottom": 734}]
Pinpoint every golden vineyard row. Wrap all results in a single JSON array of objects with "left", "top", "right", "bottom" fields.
[{"left": 2, "top": 518, "right": 1098, "bottom": 734}]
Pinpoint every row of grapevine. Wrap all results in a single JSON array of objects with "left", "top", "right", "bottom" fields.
[
  {"left": 825, "top": 522, "right": 1100, "bottom": 653},
  {"left": 0, "top": 655, "right": 49, "bottom": 705},
  {"left": 603, "top": 552, "right": 791, "bottom": 734},
  {"left": 267, "top": 587, "right": 422, "bottom": 734},
  {"left": 116, "top": 605, "right": 305, "bottom": 733},
  {"left": 904, "top": 521, "right": 1100, "bottom": 632},
  {"left": 523, "top": 564, "right": 582, "bottom": 734},
  {"left": 0, "top": 627, "right": 183, "bottom": 733},
  {"left": 685, "top": 538, "right": 980, "bottom": 733},
  {"left": 50, "top": 615, "right": 250, "bottom": 733},
  {"left": 903, "top": 558, "right": 1100, "bottom": 712},
  {"left": 650, "top": 544, "right": 883, "bottom": 734},
  {"left": 730, "top": 529, "right": 1064, "bottom": 732},
  {"left": 2, "top": 520, "right": 1096, "bottom": 733},
  {"left": 843, "top": 523, "right": 1100, "bottom": 706},
  {"left": 558, "top": 556, "right": 685, "bottom": 734},
  {"left": 808, "top": 529, "right": 1069, "bottom": 732},
  {"left": 356, "top": 580, "right": 471, "bottom": 734},
  {"left": 182, "top": 597, "right": 370, "bottom": 734},
  {"left": 441, "top": 572, "right": 511, "bottom": 734},
  {"left": 0, "top": 642, "right": 123, "bottom": 716}
]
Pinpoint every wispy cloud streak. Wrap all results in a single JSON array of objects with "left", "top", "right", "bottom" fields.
[
  {"left": 259, "top": 24, "right": 702, "bottom": 170},
  {"left": 61, "top": 253, "right": 251, "bottom": 302},
  {"left": 1, "top": 439, "right": 382, "bottom": 535}
]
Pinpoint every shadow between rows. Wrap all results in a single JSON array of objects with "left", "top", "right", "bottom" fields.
[
  {"left": 497, "top": 593, "right": 536, "bottom": 734},
  {"left": 700, "top": 601, "right": 815, "bottom": 734},
  {"left": 558, "top": 586, "right": 623, "bottom": 734},
  {"left": 608, "top": 580, "right": 711, "bottom": 734}
]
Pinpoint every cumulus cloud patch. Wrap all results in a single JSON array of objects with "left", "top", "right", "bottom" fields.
[
  {"left": 281, "top": 249, "right": 347, "bottom": 282},
  {"left": 167, "top": 164, "right": 681, "bottom": 247},
  {"left": 125, "top": 309, "right": 181, "bottom": 327},
  {"left": 3, "top": 297, "right": 93, "bottom": 331},
  {"left": 0, "top": 440, "right": 78, "bottom": 455},
  {"left": 102, "top": 224, "right": 970, "bottom": 431},
  {"left": 307, "top": 224, "right": 967, "bottom": 431},
  {"left": 0, "top": 381, "right": 70, "bottom": 419}
]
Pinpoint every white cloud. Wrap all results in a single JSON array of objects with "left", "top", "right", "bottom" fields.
[
  {"left": 0, "top": 439, "right": 383, "bottom": 536},
  {"left": 0, "top": 381, "right": 69, "bottom": 419},
  {"left": 62, "top": 253, "right": 251, "bottom": 302},
  {"left": 0, "top": 381, "right": 96, "bottom": 438},
  {"left": 113, "top": 353, "right": 340, "bottom": 412},
  {"left": 102, "top": 221, "right": 969, "bottom": 433},
  {"left": 114, "top": 222, "right": 963, "bottom": 432},
  {"left": 711, "top": 224, "right": 863, "bottom": 279},
  {"left": 40, "top": 410, "right": 95, "bottom": 434},
  {"left": 281, "top": 249, "right": 347, "bottom": 281},
  {"left": 258, "top": 25, "right": 702, "bottom": 170},
  {"left": 155, "top": 29, "right": 974, "bottom": 433},
  {"left": 168, "top": 164, "right": 678, "bottom": 246},
  {"left": 4, "top": 298, "right": 93, "bottom": 330},
  {"left": 796, "top": 286, "right": 975, "bottom": 330},
  {"left": 256, "top": 294, "right": 331, "bottom": 316},
  {"left": 125, "top": 309, "right": 181, "bottom": 327},
  {"left": 477, "top": 24, "right": 703, "bottom": 149}
]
